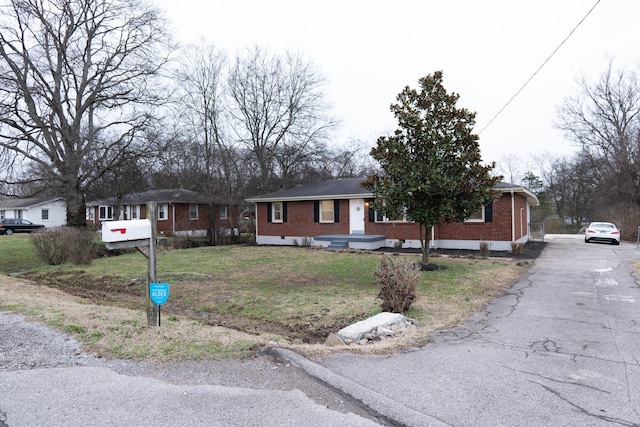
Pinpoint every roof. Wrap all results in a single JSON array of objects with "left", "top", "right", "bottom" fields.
[
  {"left": 87, "top": 189, "right": 213, "bottom": 206},
  {"left": 246, "top": 178, "right": 372, "bottom": 202},
  {"left": 0, "top": 197, "right": 64, "bottom": 209},
  {"left": 247, "top": 177, "right": 539, "bottom": 206}
]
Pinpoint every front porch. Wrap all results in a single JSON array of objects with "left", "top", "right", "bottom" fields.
[{"left": 313, "top": 234, "right": 386, "bottom": 250}]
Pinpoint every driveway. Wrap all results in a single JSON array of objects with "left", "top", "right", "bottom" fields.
[{"left": 313, "top": 235, "right": 640, "bottom": 426}]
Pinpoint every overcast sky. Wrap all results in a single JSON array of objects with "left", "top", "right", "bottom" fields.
[{"left": 153, "top": 0, "right": 639, "bottom": 167}]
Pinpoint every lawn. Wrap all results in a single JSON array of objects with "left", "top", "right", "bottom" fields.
[{"left": 0, "top": 235, "right": 528, "bottom": 360}]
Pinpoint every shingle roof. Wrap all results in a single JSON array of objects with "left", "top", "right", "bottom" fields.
[
  {"left": 0, "top": 197, "right": 64, "bottom": 209},
  {"left": 247, "top": 178, "right": 539, "bottom": 206},
  {"left": 247, "top": 178, "right": 371, "bottom": 202},
  {"left": 87, "top": 189, "right": 212, "bottom": 206}
]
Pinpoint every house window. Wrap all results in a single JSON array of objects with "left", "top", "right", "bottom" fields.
[
  {"left": 219, "top": 205, "right": 228, "bottom": 220},
  {"left": 374, "top": 203, "right": 408, "bottom": 222},
  {"left": 189, "top": 204, "right": 198, "bottom": 220},
  {"left": 320, "top": 200, "right": 334, "bottom": 222},
  {"left": 15, "top": 210, "right": 22, "bottom": 219},
  {"left": 465, "top": 207, "right": 485, "bottom": 222},
  {"left": 158, "top": 203, "right": 167, "bottom": 221},
  {"left": 129, "top": 205, "right": 139, "bottom": 219},
  {"left": 272, "top": 202, "right": 283, "bottom": 223},
  {"left": 465, "top": 204, "right": 492, "bottom": 223},
  {"left": 86, "top": 208, "right": 95, "bottom": 221},
  {"left": 41, "top": 209, "right": 49, "bottom": 221},
  {"left": 99, "top": 206, "right": 113, "bottom": 220}
]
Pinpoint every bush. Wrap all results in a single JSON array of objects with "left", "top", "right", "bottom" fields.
[
  {"left": 30, "top": 227, "right": 97, "bottom": 265},
  {"left": 374, "top": 256, "right": 420, "bottom": 313},
  {"left": 479, "top": 241, "right": 490, "bottom": 257}
]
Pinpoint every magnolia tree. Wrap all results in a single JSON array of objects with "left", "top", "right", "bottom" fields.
[{"left": 363, "top": 71, "right": 500, "bottom": 267}]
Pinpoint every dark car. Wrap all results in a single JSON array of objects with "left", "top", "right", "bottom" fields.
[{"left": 0, "top": 218, "right": 45, "bottom": 235}]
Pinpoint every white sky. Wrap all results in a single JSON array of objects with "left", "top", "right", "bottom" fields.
[{"left": 152, "top": 0, "right": 640, "bottom": 167}]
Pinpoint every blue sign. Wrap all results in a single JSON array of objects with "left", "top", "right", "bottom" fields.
[{"left": 150, "top": 283, "right": 169, "bottom": 305}]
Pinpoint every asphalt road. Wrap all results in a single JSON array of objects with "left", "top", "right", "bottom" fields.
[
  {"left": 316, "top": 235, "right": 640, "bottom": 426},
  {"left": 1, "top": 234, "right": 639, "bottom": 426}
]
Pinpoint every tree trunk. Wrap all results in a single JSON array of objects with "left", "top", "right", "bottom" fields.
[
  {"left": 65, "top": 180, "right": 86, "bottom": 228},
  {"left": 419, "top": 223, "right": 430, "bottom": 266}
]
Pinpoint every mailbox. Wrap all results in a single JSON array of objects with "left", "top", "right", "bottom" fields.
[{"left": 102, "top": 219, "right": 151, "bottom": 243}]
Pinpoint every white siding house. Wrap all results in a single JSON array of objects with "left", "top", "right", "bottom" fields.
[{"left": 0, "top": 197, "right": 66, "bottom": 228}]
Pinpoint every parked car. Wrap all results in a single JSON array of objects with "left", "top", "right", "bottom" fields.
[
  {"left": 0, "top": 218, "right": 45, "bottom": 235},
  {"left": 584, "top": 222, "right": 620, "bottom": 245}
]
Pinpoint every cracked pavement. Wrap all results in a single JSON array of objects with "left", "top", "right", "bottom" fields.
[{"left": 318, "top": 235, "right": 640, "bottom": 426}]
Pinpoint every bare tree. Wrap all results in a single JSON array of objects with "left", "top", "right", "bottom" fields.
[
  {"left": 0, "top": 0, "right": 172, "bottom": 226},
  {"left": 227, "top": 47, "right": 337, "bottom": 193},
  {"left": 557, "top": 63, "right": 640, "bottom": 208}
]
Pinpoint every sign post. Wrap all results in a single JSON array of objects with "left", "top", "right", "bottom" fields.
[{"left": 150, "top": 282, "right": 169, "bottom": 326}]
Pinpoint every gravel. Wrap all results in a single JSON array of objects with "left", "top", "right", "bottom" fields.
[{"left": 0, "top": 311, "right": 388, "bottom": 425}]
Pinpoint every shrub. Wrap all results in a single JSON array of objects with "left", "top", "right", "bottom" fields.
[
  {"left": 479, "top": 241, "right": 490, "bottom": 257},
  {"left": 30, "top": 227, "right": 97, "bottom": 265},
  {"left": 374, "top": 256, "right": 420, "bottom": 313},
  {"left": 511, "top": 241, "right": 524, "bottom": 255}
]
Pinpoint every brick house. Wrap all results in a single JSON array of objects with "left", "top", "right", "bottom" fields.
[
  {"left": 87, "top": 189, "right": 240, "bottom": 237},
  {"left": 246, "top": 177, "right": 539, "bottom": 252}
]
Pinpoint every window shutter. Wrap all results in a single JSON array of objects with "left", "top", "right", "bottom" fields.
[
  {"left": 368, "top": 204, "right": 375, "bottom": 222},
  {"left": 484, "top": 203, "right": 493, "bottom": 222},
  {"left": 314, "top": 201, "right": 319, "bottom": 222},
  {"left": 267, "top": 202, "right": 272, "bottom": 222},
  {"left": 334, "top": 200, "right": 340, "bottom": 223},
  {"left": 283, "top": 202, "right": 288, "bottom": 223}
]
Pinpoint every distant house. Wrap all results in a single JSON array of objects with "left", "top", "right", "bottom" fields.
[
  {"left": 246, "top": 177, "right": 539, "bottom": 252},
  {"left": 86, "top": 189, "right": 240, "bottom": 237},
  {"left": 0, "top": 197, "right": 66, "bottom": 228}
]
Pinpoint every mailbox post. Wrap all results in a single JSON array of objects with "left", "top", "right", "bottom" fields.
[
  {"left": 146, "top": 202, "right": 159, "bottom": 327},
  {"left": 101, "top": 203, "right": 160, "bottom": 327}
]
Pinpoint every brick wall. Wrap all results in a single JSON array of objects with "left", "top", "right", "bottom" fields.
[
  {"left": 255, "top": 192, "right": 529, "bottom": 243},
  {"left": 257, "top": 200, "right": 350, "bottom": 236}
]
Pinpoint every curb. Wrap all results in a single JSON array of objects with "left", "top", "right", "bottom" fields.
[{"left": 265, "top": 348, "right": 451, "bottom": 427}]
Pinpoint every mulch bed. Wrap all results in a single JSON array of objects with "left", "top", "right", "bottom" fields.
[{"left": 376, "top": 240, "right": 547, "bottom": 261}]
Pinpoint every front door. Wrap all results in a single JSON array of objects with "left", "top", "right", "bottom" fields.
[{"left": 349, "top": 199, "right": 365, "bottom": 234}]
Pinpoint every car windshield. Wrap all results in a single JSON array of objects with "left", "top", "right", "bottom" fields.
[{"left": 592, "top": 223, "right": 614, "bottom": 229}]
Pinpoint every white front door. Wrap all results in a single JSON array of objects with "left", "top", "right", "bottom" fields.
[{"left": 349, "top": 199, "right": 365, "bottom": 234}]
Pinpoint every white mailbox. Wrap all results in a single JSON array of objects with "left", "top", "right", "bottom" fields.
[{"left": 102, "top": 219, "right": 152, "bottom": 243}]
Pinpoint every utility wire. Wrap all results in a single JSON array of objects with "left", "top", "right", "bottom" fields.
[{"left": 478, "top": 0, "right": 602, "bottom": 135}]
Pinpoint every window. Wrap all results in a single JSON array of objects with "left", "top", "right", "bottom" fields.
[
  {"left": 0, "top": 210, "right": 4, "bottom": 219},
  {"left": 272, "top": 202, "right": 283, "bottom": 223},
  {"left": 219, "top": 205, "right": 228, "bottom": 220},
  {"left": 373, "top": 203, "right": 408, "bottom": 222},
  {"left": 129, "top": 205, "right": 139, "bottom": 219},
  {"left": 189, "top": 204, "right": 198, "bottom": 220},
  {"left": 86, "top": 208, "right": 94, "bottom": 221},
  {"left": 320, "top": 200, "right": 334, "bottom": 222},
  {"left": 41, "top": 209, "right": 49, "bottom": 221},
  {"left": 158, "top": 203, "right": 167, "bottom": 221},
  {"left": 15, "top": 210, "right": 22, "bottom": 219},
  {"left": 466, "top": 207, "right": 484, "bottom": 222},
  {"left": 99, "top": 206, "right": 113, "bottom": 220},
  {"left": 465, "top": 204, "right": 492, "bottom": 223}
]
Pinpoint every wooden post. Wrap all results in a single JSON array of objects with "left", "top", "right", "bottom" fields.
[{"left": 146, "top": 202, "right": 159, "bottom": 326}]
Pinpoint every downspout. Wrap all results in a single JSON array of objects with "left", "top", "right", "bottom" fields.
[
  {"left": 511, "top": 190, "right": 515, "bottom": 243},
  {"left": 172, "top": 204, "right": 175, "bottom": 235}
]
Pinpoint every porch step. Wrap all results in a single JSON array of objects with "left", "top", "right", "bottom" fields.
[{"left": 326, "top": 239, "right": 349, "bottom": 250}]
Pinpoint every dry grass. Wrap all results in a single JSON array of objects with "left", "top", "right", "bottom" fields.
[{"left": 0, "top": 244, "right": 529, "bottom": 361}]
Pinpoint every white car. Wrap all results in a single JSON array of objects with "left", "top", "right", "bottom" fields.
[{"left": 584, "top": 222, "right": 620, "bottom": 245}]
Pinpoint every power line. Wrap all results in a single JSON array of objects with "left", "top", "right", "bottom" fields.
[{"left": 478, "top": 0, "right": 602, "bottom": 135}]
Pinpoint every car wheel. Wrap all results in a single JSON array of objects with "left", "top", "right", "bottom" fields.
[{"left": 5, "top": 229, "right": 13, "bottom": 235}]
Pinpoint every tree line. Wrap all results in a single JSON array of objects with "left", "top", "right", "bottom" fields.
[{"left": 0, "top": 0, "right": 375, "bottom": 227}]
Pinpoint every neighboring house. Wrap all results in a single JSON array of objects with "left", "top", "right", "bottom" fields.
[
  {"left": 0, "top": 197, "right": 66, "bottom": 228},
  {"left": 87, "top": 189, "right": 240, "bottom": 237},
  {"left": 246, "top": 177, "right": 539, "bottom": 252}
]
